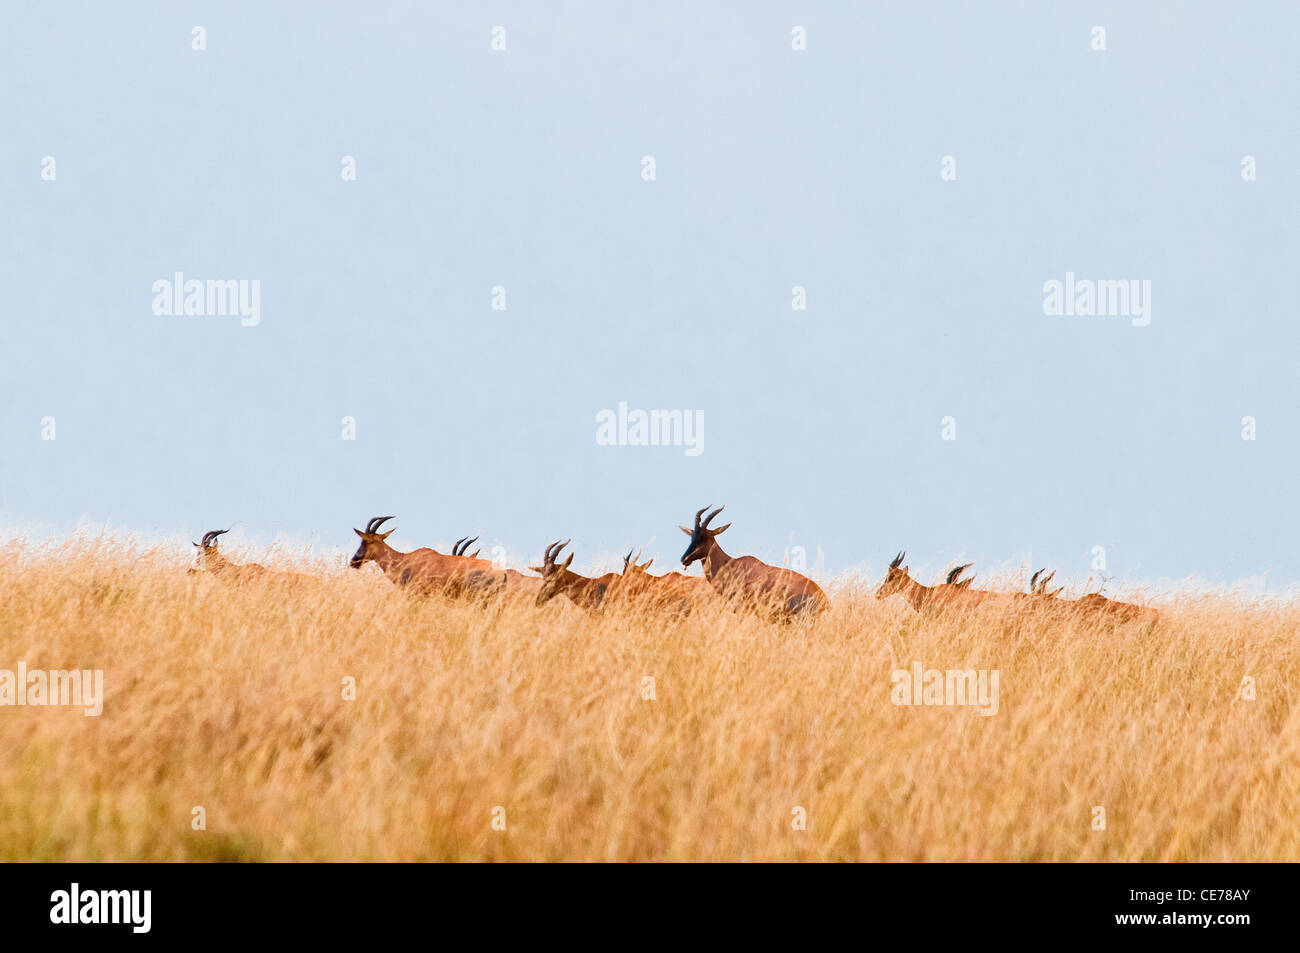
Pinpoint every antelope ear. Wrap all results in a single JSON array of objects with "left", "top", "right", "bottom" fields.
[
  {"left": 679, "top": 525, "right": 692, "bottom": 535},
  {"left": 562, "top": 552, "right": 574, "bottom": 569},
  {"left": 641, "top": 558, "right": 654, "bottom": 570},
  {"left": 709, "top": 522, "right": 731, "bottom": 536},
  {"left": 528, "top": 565, "right": 543, "bottom": 574},
  {"left": 378, "top": 529, "right": 395, "bottom": 540},
  {"left": 193, "top": 541, "right": 200, "bottom": 547},
  {"left": 354, "top": 528, "right": 364, "bottom": 537}
]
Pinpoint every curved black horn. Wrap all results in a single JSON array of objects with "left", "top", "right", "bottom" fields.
[
  {"left": 945, "top": 563, "right": 972, "bottom": 585},
  {"left": 543, "top": 539, "right": 571, "bottom": 569},
  {"left": 199, "top": 529, "right": 230, "bottom": 548},
  {"left": 365, "top": 516, "right": 395, "bottom": 534},
  {"left": 693, "top": 505, "right": 712, "bottom": 530},
  {"left": 889, "top": 551, "right": 906, "bottom": 570},
  {"left": 701, "top": 506, "right": 724, "bottom": 530}
]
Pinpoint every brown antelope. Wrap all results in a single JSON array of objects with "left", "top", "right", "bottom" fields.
[
  {"left": 622, "top": 548, "right": 653, "bottom": 577},
  {"left": 627, "top": 549, "right": 713, "bottom": 600},
  {"left": 876, "top": 551, "right": 1000, "bottom": 612},
  {"left": 1009, "top": 568, "right": 1154, "bottom": 622},
  {"left": 533, "top": 540, "right": 621, "bottom": 610},
  {"left": 191, "top": 529, "right": 252, "bottom": 576},
  {"left": 189, "top": 529, "right": 309, "bottom": 585},
  {"left": 619, "top": 548, "right": 710, "bottom": 614},
  {"left": 679, "top": 506, "right": 827, "bottom": 620},
  {"left": 349, "top": 516, "right": 493, "bottom": 596},
  {"left": 1006, "top": 570, "right": 1154, "bottom": 622},
  {"left": 1010, "top": 568, "right": 1065, "bottom": 608},
  {"left": 614, "top": 549, "right": 655, "bottom": 601},
  {"left": 1073, "top": 591, "right": 1157, "bottom": 624}
]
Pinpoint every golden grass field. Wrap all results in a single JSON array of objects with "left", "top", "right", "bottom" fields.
[{"left": 1, "top": 536, "right": 1296, "bottom": 862}]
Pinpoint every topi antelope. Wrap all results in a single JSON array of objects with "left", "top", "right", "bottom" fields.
[
  {"left": 1009, "top": 569, "right": 1155, "bottom": 623},
  {"left": 1011, "top": 568, "right": 1065, "bottom": 608},
  {"left": 190, "top": 529, "right": 235, "bottom": 574},
  {"left": 679, "top": 506, "right": 827, "bottom": 620},
  {"left": 1074, "top": 591, "right": 1157, "bottom": 624},
  {"left": 189, "top": 527, "right": 245, "bottom": 572},
  {"left": 625, "top": 548, "right": 713, "bottom": 599},
  {"left": 189, "top": 529, "right": 309, "bottom": 584},
  {"left": 533, "top": 540, "right": 621, "bottom": 610},
  {"left": 349, "top": 516, "right": 493, "bottom": 596},
  {"left": 619, "top": 548, "right": 711, "bottom": 615},
  {"left": 623, "top": 548, "right": 653, "bottom": 575},
  {"left": 1015, "top": 568, "right": 1155, "bottom": 622},
  {"left": 616, "top": 548, "right": 657, "bottom": 599},
  {"left": 876, "top": 551, "right": 999, "bottom": 612}
]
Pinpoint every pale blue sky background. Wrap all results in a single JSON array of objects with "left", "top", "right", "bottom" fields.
[{"left": 1, "top": 3, "right": 1296, "bottom": 589}]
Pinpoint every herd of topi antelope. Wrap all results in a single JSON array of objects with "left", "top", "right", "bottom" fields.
[{"left": 188, "top": 506, "right": 1156, "bottom": 624}]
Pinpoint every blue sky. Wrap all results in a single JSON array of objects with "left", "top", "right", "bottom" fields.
[{"left": 1, "top": 3, "right": 1296, "bottom": 590}]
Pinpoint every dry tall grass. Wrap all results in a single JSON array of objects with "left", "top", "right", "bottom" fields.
[{"left": 0, "top": 536, "right": 1295, "bottom": 861}]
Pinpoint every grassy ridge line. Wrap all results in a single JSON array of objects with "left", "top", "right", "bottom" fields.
[{"left": 0, "top": 544, "right": 1295, "bottom": 861}]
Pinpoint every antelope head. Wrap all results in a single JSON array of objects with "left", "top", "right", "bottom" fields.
[
  {"left": 190, "top": 529, "right": 230, "bottom": 573},
  {"left": 679, "top": 505, "right": 731, "bottom": 567},
  {"left": 351, "top": 516, "right": 396, "bottom": 569},
  {"left": 535, "top": 539, "right": 576, "bottom": 606},
  {"left": 876, "top": 551, "right": 911, "bottom": 599},
  {"left": 622, "top": 548, "right": 655, "bottom": 577}
]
